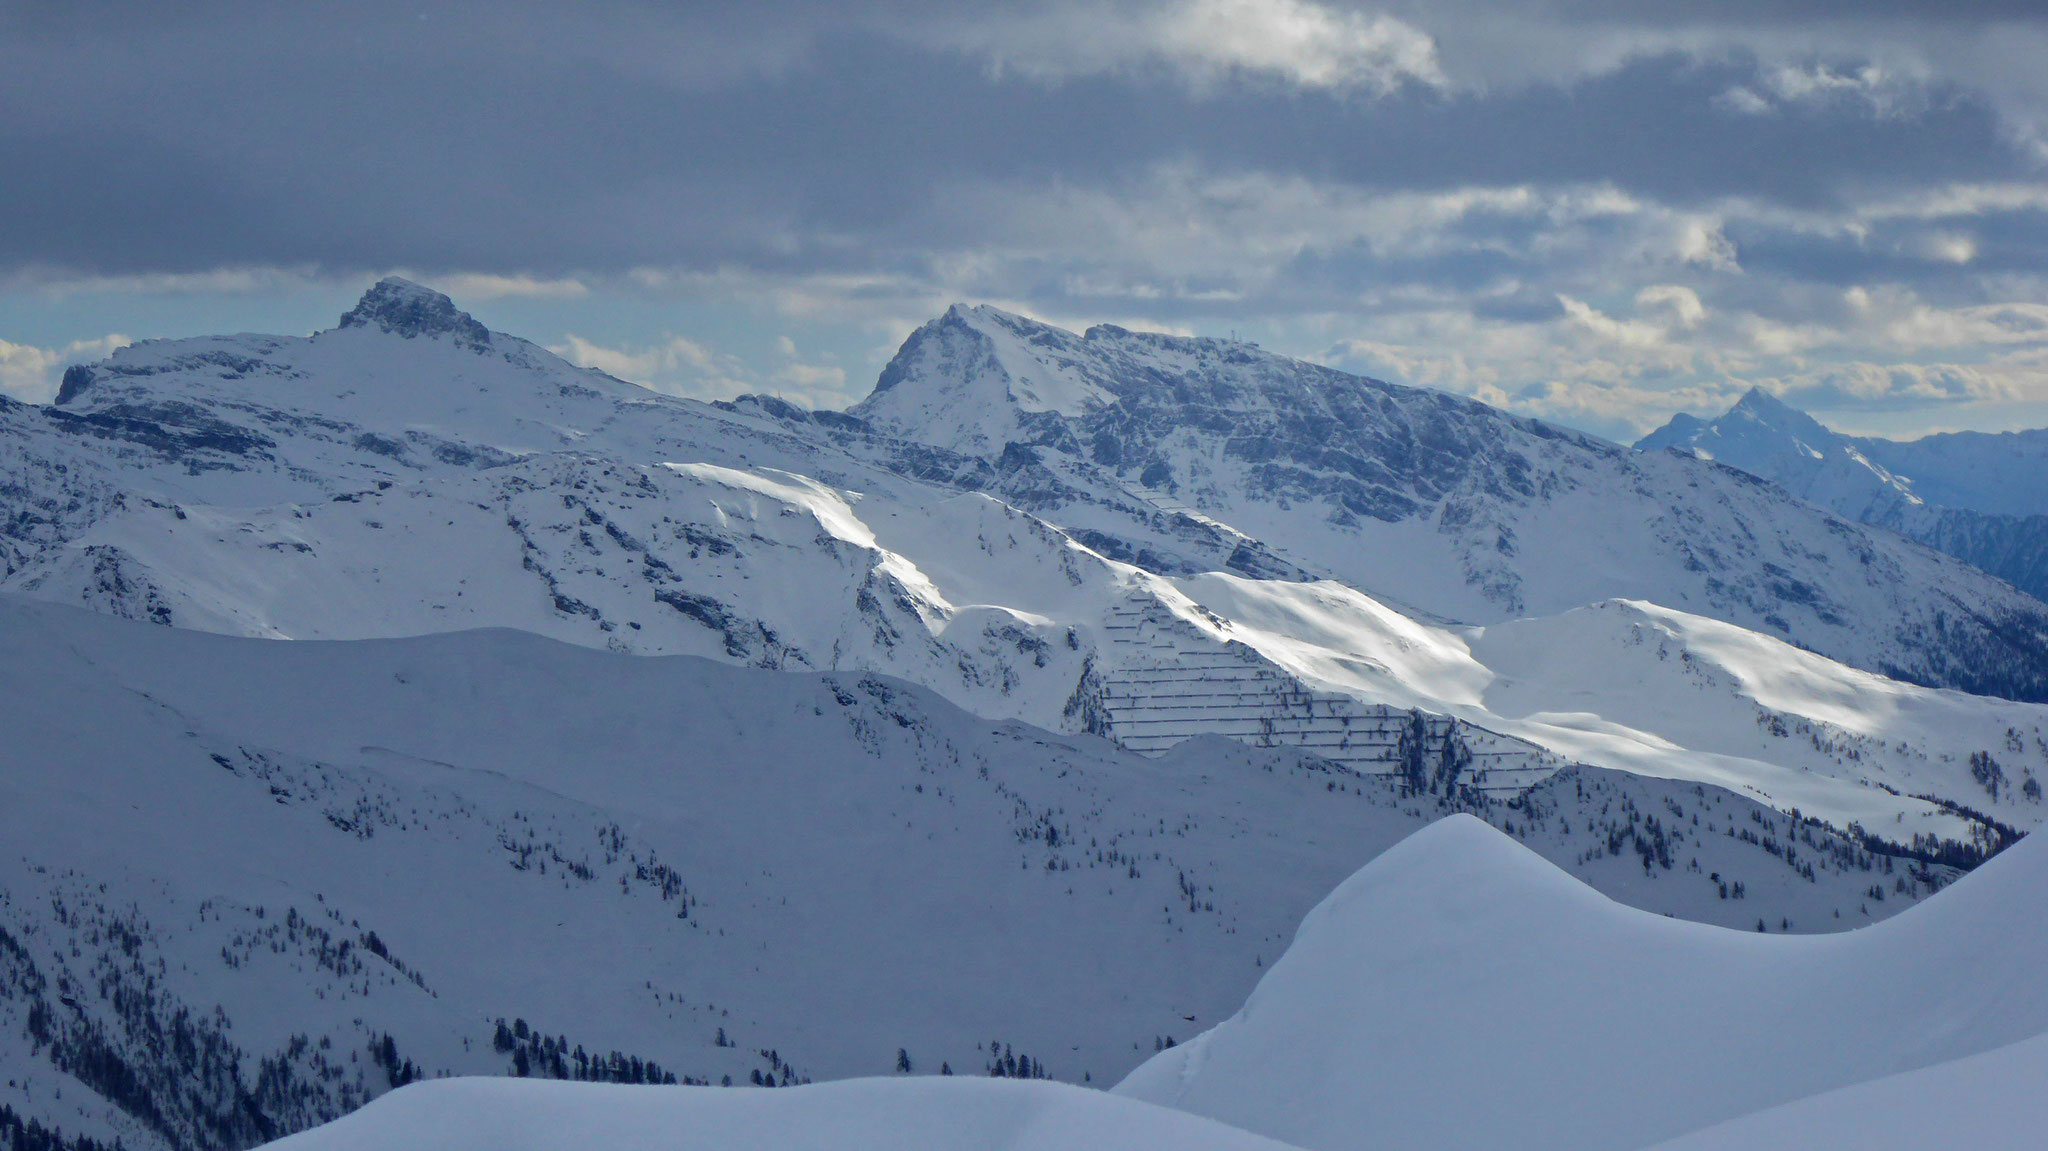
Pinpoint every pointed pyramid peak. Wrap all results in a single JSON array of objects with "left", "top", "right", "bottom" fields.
[
  {"left": 1729, "top": 387, "right": 1821, "bottom": 426},
  {"left": 1732, "top": 385, "right": 1791, "bottom": 413},
  {"left": 337, "top": 277, "right": 492, "bottom": 350},
  {"left": 1729, "top": 386, "right": 1835, "bottom": 439}
]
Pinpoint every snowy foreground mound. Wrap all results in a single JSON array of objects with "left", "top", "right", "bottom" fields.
[
  {"left": 1645, "top": 1030, "right": 2048, "bottom": 1151},
  {"left": 265, "top": 1077, "right": 1300, "bottom": 1151},
  {"left": 1116, "top": 813, "right": 2048, "bottom": 1151}
]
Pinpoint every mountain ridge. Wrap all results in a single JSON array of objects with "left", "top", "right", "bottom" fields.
[
  {"left": 6, "top": 285, "right": 2048, "bottom": 855},
  {"left": 1639, "top": 388, "right": 2048, "bottom": 603},
  {"left": 842, "top": 303, "right": 2048, "bottom": 702}
]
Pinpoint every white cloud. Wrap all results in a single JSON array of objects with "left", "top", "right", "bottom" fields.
[
  {"left": 1559, "top": 294, "right": 1667, "bottom": 350},
  {"left": 4, "top": 267, "right": 321, "bottom": 297},
  {"left": 1151, "top": 0, "right": 1444, "bottom": 92},
  {"left": 1918, "top": 232, "right": 1977, "bottom": 265},
  {"left": 938, "top": 0, "right": 1445, "bottom": 95},
  {"left": 422, "top": 273, "right": 589, "bottom": 300},
  {"left": 548, "top": 331, "right": 858, "bottom": 409},
  {"left": 0, "top": 334, "right": 132, "bottom": 403},
  {"left": 1762, "top": 60, "right": 1927, "bottom": 118},
  {"left": 1637, "top": 284, "right": 1706, "bottom": 329},
  {"left": 1712, "top": 86, "right": 1773, "bottom": 116},
  {"left": 549, "top": 333, "right": 753, "bottom": 399},
  {"left": 1676, "top": 217, "right": 1739, "bottom": 271}
]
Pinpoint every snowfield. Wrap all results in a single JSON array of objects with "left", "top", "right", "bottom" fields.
[
  {"left": 263, "top": 1077, "right": 1304, "bottom": 1151},
  {"left": 1644, "top": 1029, "right": 2048, "bottom": 1151},
  {"left": 255, "top": 808, "right": 2048, "bottom": 1151}
]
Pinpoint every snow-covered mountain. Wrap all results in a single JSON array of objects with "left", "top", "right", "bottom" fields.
[
  {"left": 1639, "top": 387, "right": 2048, "bottom": 604},
  {"left": 5, "top": 283, "right": 2046, "bottom": 860},
  {"left": 849, "top": 305, "right": 2048, "bottom": 702},
  {"left": 1640, "top": 387, "right": 2048, "bottom": 520},
  {"left": 0, "top": 596, "right": 1895, "bottom": 1151},
  {"left": 1116, "top": 811, "right": 2048, "bottom": 1151},
  {"left": 5, "top": 283, "right": 2047, "bottom": 1150}
]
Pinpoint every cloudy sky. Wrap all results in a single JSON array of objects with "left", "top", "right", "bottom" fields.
[{"left": 6, "top": 1, "right": 2048, "bottom": 441}]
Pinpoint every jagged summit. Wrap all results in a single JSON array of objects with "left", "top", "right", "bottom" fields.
[
  {"left": 1730, "top": 384, "right": 1793, "bottom": 415},
  {"left": 336, "top": 277, "right": 493, "bottom": 350},
  {"left": 1728, "top": 386, "right": 1833, "bottom": 438},
  {"left": 1639, "top": 387, "right": 1828, "bottom": 459},
  {"left": 854, "top": 303, "right": 1116, "bottom": 454}
]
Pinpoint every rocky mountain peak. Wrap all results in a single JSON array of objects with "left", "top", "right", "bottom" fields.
[
  {"left": 337, "top": 277, "right": 492, "bottom": 350},
  {"left": 1729, "top": 386, "right": 1829, "bottom": 437}
]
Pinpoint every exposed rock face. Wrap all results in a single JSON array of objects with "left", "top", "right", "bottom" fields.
[
  {"left": 337, "top": 276, "right": 493, "bottom": 351},
  {"left": 854, "top": 306, "right": 2048, "bottom": 703}
]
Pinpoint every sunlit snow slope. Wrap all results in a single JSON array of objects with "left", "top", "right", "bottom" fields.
[{"left": 1116, "top": 812, "right": 2048, "bottom": 1151}]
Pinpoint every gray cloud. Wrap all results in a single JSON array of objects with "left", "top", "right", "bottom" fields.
[{"left": 4, "top": 0, "right": 2048, "bottom": 435}]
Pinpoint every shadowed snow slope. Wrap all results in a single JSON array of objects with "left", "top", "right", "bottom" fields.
[
  {"left": 1644, "top": 1029, "right": 2048, "bottom": 1151},
  {"left": 263, "top": 1077, "right": 1303, "bottom": 1151},
  {"left": 4, "top": 594, "right": 1913, "bottom": 1150},
  {"left": 1115, "top": 813, "right": 2048, "bottom": 1151}
]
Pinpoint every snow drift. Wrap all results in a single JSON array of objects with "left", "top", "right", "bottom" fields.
[
  {"left": 262, "top": 1077, "right": 1303, "bottom": 1151},
  {"left": 1116, "top": 812, "right": 2048, "bottom": 1151}
]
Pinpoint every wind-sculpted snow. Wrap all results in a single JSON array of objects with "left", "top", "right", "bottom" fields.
[
  {"left": 1116, "top": 813, "right": 2048, "bottom": 1151},
  {"left": 0, "top": 597, "right": 1934, "bottom": 1151},
  {"left": 264, "top": 1077, "right": 1305, "bottom": 1151},
  {"left": 1640, "top": 387, "right": 2048, "bottom": 605},
  {"left": 853, "top": 306, "right": 2048, "bottom": 702}
]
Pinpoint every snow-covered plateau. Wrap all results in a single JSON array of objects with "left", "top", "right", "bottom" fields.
[{"left": 1, "top": 279, "right": 2045, "bottom": 1150}]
